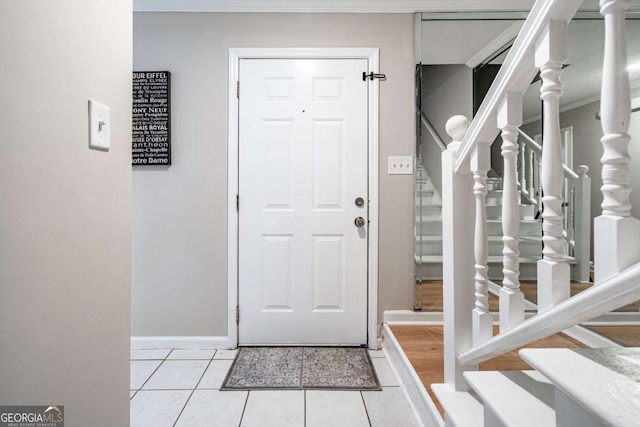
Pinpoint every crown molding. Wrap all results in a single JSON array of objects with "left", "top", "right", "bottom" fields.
[{"left": 133, "top": 0, "right": 538, "bottom": 14}]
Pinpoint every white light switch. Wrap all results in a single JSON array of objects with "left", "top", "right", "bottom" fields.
[
  {"left": 89, "top": 100, "right": 110, "bottom": 151},
  {"left": 388, "top": 156, "right": 414, "bottom": 175}
]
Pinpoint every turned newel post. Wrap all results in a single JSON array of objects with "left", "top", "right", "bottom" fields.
[
  {"left": 498, "top": 92, "right": 525, "bottom": 331},
  {"left": 535, "top": 20, "right": 570, "bottom": 311},
  {"left": 595, "top": 0, "right": 640, "bottom": 284},
  {"left": 600, "top": 0, "right": 632, "bottom": 218},
  {"left": 441, "top": 115, "right": 476, "bottom": 390}
]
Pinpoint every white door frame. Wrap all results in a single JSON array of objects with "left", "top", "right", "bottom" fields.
[{"left": 227, "top": 47, "right": 380, "bottom": 349}]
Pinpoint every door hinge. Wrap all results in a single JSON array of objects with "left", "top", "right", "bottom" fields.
[
  {"left": 236, "top": 306, "right": 240, "bottom": 324},
  {"left": 236, "top": 194, "right": 239, "bottom": 211},
  {"left": 236, "top": 81, "right": 240, "bottom": 98}
]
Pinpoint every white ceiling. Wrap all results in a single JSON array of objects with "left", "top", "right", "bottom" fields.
[
  {"left": 420, "top": 16, "right": 640, "bottom": 121},
  {"left": 133, "top": 0, "right": 542, "bottom": 13},
  {"left": 134, "top": 0, "right": 639, "bottom": 121},
  {"left": 522, "top": 19, "right": 640, "bottom": 121}
]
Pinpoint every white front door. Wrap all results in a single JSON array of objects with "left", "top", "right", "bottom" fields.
[{"left": 238, "top": 58, "right": 369, "bottom": 345}]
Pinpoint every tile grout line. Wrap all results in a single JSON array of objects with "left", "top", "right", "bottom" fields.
[
  {"left": 304, "top": 389, "right": 307, "bottom": 427},
  {"left": 237, "top": 390, "right": 251, "bottom": 427},
  {"left": 360, "top": 391, "right": 373, "bottom": 427},
  {"left": 171, "top": 349, "right": 217, "bottom": 427},
  {"left": 133, "top": 348, "right": 174, "bottom": 393}
]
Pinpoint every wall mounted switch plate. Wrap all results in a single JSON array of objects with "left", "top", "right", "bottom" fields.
[
  {"left": 89, "top": 100, "right": 110, "bottom": 151},
  {"left": 388, "top": 156, "right": 413, "bottom": 175}
]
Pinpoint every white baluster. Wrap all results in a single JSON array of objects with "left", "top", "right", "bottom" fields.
[
  {"left": 518, "top": 139, "right": 526, "bottom": 195},
  {"left": 536, "top": 161, "right": 543, "bottom": 217},
  {"left": 535, "top": 20, "right": 570, "bottom": 311},
  {"left": 471, "top": 141, "right": 493, "bottom": 345},
  {"left": 528, "top": 147, "right": 536, "bottom": 203},
  {"left": 574, "top": 165, "right": 592, "bottom": 283},
  {"left": 498, "top": 93, "right": 525, "bottom": 331},
  {"left": 595, "top": 0, "right": 640, "bottom": 284},
  {"left": 441, "top": 115, "right": 476, "bottom": 390}
]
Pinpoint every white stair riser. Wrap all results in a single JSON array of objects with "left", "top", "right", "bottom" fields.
[
  {"left": 415, "top": 195, "right": 438, "bottom": 206},
  {"left": 414, "top": 239, "right": 542, "bottom": 258},
  {"left": 415, "top": 181, "right": 436, "bottom": 190},
  {"left": 415, "top": 219, "right": 541, "bottom": 237},
  {"left": 484, "top": 204, "right": 536, "bottom": 221},
  {"left": 414, "top": 240, "right": 442, "bottom": 256},
  {"left": 416, "top": 190, "right": 435, "bottom": 199},
  {"left": 487, "top": 221, "right": 541, "bottom": 237},
  {"left": 556, "top": 389, "right": 606, "bottom": 427},
  {"left": 415, "top": 263, "right": 443, "bottom": 281},
  {"left": 415, "top": 261, "right": 538, "bottom": 281},
  {"left": 416, "top": 220, "right": 442, "bottom": 236},
  {"left": 486, "top": 195, "right": 504, "bottom": 205},
  {"left": 464, "top": 371, "right": 556, "bottom": 427},
  {"left": 415, "top": 205, "right": 442, "bottom": 216}
]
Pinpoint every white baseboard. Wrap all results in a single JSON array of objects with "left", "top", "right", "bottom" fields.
[
  {"left": 383, "top": 324, "right": 444, "bottom": 427},
  {"left": 383, "top": 310, "right": 444, "bottom": 324},
  {"left": 131, "top": 336, "right": 231, "bottom": 350}
]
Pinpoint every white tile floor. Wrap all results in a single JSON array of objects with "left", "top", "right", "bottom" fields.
[{"left": 130, "top": 348, "right": 421, "bottom": 427}]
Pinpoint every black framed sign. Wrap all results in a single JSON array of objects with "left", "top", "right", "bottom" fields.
[{"left": 132, "top": 71, "right": 171, "bottom": 165}]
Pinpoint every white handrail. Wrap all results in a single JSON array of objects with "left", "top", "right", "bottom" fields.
[
  {"left": 454, "top": 0, "right": 583, "bottom": 173},
  {"left": 458, "top": 262, "right": 640, "bottom": 366},
  {"left": 517, "top": 129, "right": 579, "bottom": 180},
  {"left": 419, "top": 111, "right": 447, "bottom": 152},
  {"left": 441, "top": 0, "right": 633, "bottom": 405}
]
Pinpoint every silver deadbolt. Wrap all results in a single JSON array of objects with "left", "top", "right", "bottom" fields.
[
  {"left": 355, "top": 197, "right": 365, "bottom": 207},
  {"left": 354, "top": 217, "right": 366, "bottom": 228}
]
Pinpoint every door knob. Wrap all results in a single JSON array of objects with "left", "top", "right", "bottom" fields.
[{"left": 354, "top": 217, "right": 366, "bottom": 228}]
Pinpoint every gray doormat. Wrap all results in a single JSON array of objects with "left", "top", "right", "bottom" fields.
[{"left": 221, "top": 347, "right": 381, "bottom": 391}]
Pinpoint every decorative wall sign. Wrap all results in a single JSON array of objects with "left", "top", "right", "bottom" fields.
[{"left": 132, "top": 71, "right": 171, "bottom": 165}]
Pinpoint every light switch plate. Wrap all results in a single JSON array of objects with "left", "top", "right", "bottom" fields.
[
  {"left": 388, "top": 156, "right": 413, "bottom": 175},
  {"left": 89, "top": 100, "right": 110, "bottom": 151}
]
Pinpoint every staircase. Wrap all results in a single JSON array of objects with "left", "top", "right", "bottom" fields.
[
  {"left": 417, "top": 0, "right": 640, "bottom": 425},
  {"left": 433, "top": 347, "right": 640, "bottom": 427},
  {"left": 415, "top": 166, "right": 542, "bottom": 281}
]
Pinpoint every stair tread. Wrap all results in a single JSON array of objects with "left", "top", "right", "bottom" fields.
[
  {"left": 414, "top": 236, "right": 542, "bottom": 243},
  {"left": 414, "top": 199, "right": 441, "bottom": 206},
  {"left": 414, "top": 236, "right": 443, "bottom": 242},
  {"left": 416, "top": 255, "right": 543, "bottom": 263},
  {"left": 486, "top": 218, "right": 540, "bottom": 224},
  {"left": 520, "top": 348, "right": 640, "bottom": 427},
  {"left": 431, "top": 383, "right": 483, "bottom": 427},
  {"left": 414, "top": 215, "right": 442, "bottom": 222},
  {"left": 415, "top": 255, "right": 578, "bottom": 264},
  {"left": 464, "top": 370, "right": 556, "bottom": 427}
]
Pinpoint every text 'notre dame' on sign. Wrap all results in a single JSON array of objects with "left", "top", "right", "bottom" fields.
[{"left": 132, "top": 71, "right": 171, "bottom": 166}]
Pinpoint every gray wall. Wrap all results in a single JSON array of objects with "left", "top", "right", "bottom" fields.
[
  {"left": 0, "top": 1, "right": 132, "bottom": 425},
  {"left": 420, "top": 65, "right": 473, "bottom": 194},
  {"left": 521, "top": 87, "right": 640, "bottom": 258},
  {"left": 132, "top": 13, "right": 415, "bottom": 337}
]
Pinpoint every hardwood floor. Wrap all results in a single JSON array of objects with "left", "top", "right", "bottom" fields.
[
  {"left": 389, "top": 325, "right": 585, "bottom": 418},
  {"left": 415, "top": 280, "right": 640, "bottom": 311},
  {"left": 585, "top": 326, "right": 640, "bottom": 347},
  {"left": 401, "top": 280, "right": 640, "bottom": 417}
]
